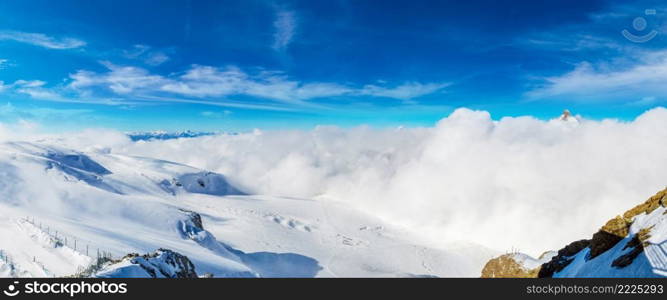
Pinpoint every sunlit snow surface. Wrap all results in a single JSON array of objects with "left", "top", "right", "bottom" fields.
[{"left": 0, "top": 141, "right": 495, "bottom": 277}]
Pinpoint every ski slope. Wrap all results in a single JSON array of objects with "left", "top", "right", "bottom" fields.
[{"left": 0, "top": 140, "right": 496, "bottom": 277}]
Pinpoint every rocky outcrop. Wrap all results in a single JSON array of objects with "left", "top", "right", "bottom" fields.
[
  {"left": 611, "top": 226, "right": 653, "bottom": 268},
  {"left": 540, "top": 187, "right": 666, "bottom": 277},
  {"left": 537, "top": 240, "right": 590, "bottom": 278},
  {"left": 586, "top": 188, "right": 666, "bottom": 261},
  {"left": 161, "top": 172, "right": 245, "bottom": 196},
  {"left": 482, "top": 187, "right": 667, "bottom": 278},
  {"left": 132, "top": 249, "right": 198, "bottom": 278},
  {"left": 178, "top": 209, "right": 204, "bottom": 234},
  {"left": 481, "top": 254, "right": 540, "bottom": 278},
  {"left": 175, "top": 209, "right": 256, "bottom": 276},
  {"left": 95, "top": 249, "right": 198, "bottom": 278}
]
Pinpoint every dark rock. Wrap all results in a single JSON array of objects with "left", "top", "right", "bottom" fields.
[
  {"left": 538, "top": 239, "right": 590, "bottom": 278},
  {"left": 179, "top": 209, "right": 204, "bottom": 231},
  {"left": 612, "top": 242, "right": 643, "bottom": 268},
  {"left": 589, "top": 230, "right": 625, "bottom": 259}
]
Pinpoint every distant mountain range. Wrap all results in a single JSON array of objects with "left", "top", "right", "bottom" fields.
[{"left": 126, "top": 131, "right": 224, "bottom": 141}]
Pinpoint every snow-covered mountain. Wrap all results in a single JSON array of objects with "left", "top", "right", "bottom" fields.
[
  {"left": 481, "top": 187, "right": 667, "bottom": 278},
  {"left": 0, "top": 140, "right": 495, "bottom": 278}
]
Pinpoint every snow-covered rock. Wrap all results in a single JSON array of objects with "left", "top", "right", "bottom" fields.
[
  {"left": 547, "top": 109, "right": 580, "bottom": 128},
  {"left": 558, "top": 109, "right": 579, "bottom": 125},
  {"left": 95, "top": 249, "right": 198, "bottom": 278},
  {"left": 167, "top": 172, "right": 245, "bottom": 196}
]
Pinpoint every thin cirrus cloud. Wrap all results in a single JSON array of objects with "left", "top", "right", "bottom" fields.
[
  {"left": 360, "top": 82, "right": 451, "bottom": 100},
  {"left": 272, "top": 9, "right": 296, "bottom": 51},
  {"left": 0, "top": 79, "right": 72, "bottom": 103},
  {"left": 123, "top": 44, "right": 170, "bottom": 66},
  {"left": 526, "top": 50, "right": 667, "bottom": 103},
  {"left": 0, "top": 30, "right": 86, "bottom": 49},
  {"left": 10, "top": 80, "right": 69, "bottom": 101},
  {"left": 69, "top": 61, "right": 165, "bottom": 94},
  {"left": 66, "top": 61, "right": 449, "bottom": 104}
]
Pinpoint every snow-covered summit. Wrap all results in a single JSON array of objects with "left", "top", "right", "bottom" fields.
[{"left": 556, "top": 109, "right": 580, "bottom": 125}]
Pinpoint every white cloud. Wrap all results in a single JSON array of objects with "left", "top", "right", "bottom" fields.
[
  {"left": 162, "top": 65, "right": 352, "bottom": 101},
  {"left": 16, "top": 88, "right": 64, "bottom": 101},
  {"left": 200, "top": 110, "right": 232, "bottom": 118},
  {"left": 0, "top": 30, "right": 85, "bottom": 49},
  {"left": 527, "top": 50, "right": 667, "bottom": 103},
  {"left": 0, "top": 59, "right": 7, "bottom": 69},
  {"left": 519, "top": 33, "right": 624, "bottom": 52},
  {"left": 68, "top": 62, "right": 447, "bottom": 103},
  {"left": 123, "top": 44, "right": 150, "bottom": 59},
  {"left": 144, "top": 52, "right": 169, "bottom": 66},
  {"left": 117, "top": 107, "right": 667, "bottom": 256},
  {"left": 0, "top": 120, "right": 40, "bottom": 142},
  {"left": 272, "top": 9, "right": 296, "bottom": 51},
  {"left": 0, "top": 79, "right": 65, "bottom": 100},
  {"left": 123, "top": 44, "right": 170, "bottom": 66},
  {"left": 360, "top": 82, "right": 450, "bottom": 100},
  {"left": 69, "top": 61, "right": 166, "bottom": 94},
  {"left": 13, "top": 80, "right": 46, "bottom": 88}
]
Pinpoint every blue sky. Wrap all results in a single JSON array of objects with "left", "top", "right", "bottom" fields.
[{"left": 1, "top": 0, "right": 667, "bottom": 132}]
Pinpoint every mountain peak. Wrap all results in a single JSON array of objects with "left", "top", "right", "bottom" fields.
[{"left": 558, "top": 109, "right": 579, "bottom": 124}]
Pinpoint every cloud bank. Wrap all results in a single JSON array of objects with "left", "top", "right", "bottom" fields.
[{"left": 107, "top": 107, "right": 667, "bottom": 255}]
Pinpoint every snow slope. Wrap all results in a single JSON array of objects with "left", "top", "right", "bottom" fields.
[{"left": 0, "top": 140, "right": 495, "bottom": 277}]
